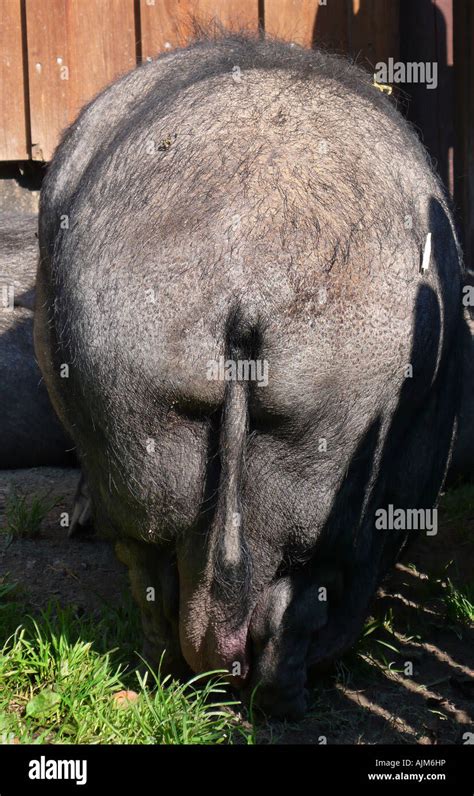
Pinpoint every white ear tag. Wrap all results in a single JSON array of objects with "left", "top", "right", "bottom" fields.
[{"left": 421, "top": 232, "right": 432, "bottom": 274}]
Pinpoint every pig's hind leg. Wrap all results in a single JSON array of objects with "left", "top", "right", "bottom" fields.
[{"left": 115, "top": 539, "right": 191, "bottom": 680}]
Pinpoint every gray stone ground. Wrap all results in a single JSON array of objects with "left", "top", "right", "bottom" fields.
[{"left": 0, "top": 165, "right": 40, "bottom": 214}]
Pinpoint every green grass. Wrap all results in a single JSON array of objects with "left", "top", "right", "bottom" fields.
[
  {"left": 416, "top": 566, "right": 474, "bottom": 627},
  {"left": 350, "top": 609, "right": 405, "bottom": 677},
  {"left": 444, "top": 579, "right": 474, "bottom": 625},
  {"left": 0, "top": 581, "right": 251, "bottom": 745},
  {"left": 2, "top": 479, "right": 472, "bottom": 746},
  {"left": 2, "top": 490, "right": 59, "bottom": 540}
]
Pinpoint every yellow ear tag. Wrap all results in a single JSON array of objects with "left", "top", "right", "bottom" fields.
[{"left": 372, "top": 75, "right": 393, "bottom": 95}]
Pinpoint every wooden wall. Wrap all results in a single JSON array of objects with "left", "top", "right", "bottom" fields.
[
  {"left": 1, "top": 0, "right": 29, "bottom": 159},
  {"left": 0, "top": 0, "right": 471, "bottom": 265},
  {"left": 0, "top": 0, "right": 399, "bottom": 161}
]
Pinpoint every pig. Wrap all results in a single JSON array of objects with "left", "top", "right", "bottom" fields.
[
  {"left": 0, "top": 211, "right": 38, "bottom": 310},
  {"left": 447, "top": 299, "right": 474, "bottom": 484},
  {"left": 35, "top": 33, "right": 464, "bottom": 717},
  {"left": 0, "top": 211, "right": 75, "bottom": 468}
]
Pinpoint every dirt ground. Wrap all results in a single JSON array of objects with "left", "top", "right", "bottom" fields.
[{"left": 0, "top": 467, "right": 473, "bottom": 745}]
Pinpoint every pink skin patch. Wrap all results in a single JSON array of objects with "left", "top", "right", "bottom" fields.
[
  {"left": 206, "top": 626, "right": 251, "bottom": 682},
  {"left": 181, "top": 620, "right": 251, "bottom": 683}
]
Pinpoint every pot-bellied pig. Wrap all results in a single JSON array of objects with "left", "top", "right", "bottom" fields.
[
  {"left": 448, "top": 278, "right": 474, "bottom": 484},
  {"left": 35, "top": 34, "right": 464, "bottom": 717},
  {"left": 0, "top": 211, "right": 74, "bottom": 468}
]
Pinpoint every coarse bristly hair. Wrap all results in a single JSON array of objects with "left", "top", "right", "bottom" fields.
[{"left": 35, "top": 26, "right": 465, "bottom": 716}]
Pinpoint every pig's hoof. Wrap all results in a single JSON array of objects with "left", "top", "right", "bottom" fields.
[
  {"left": 68, "top": 475, "right": 93, "bottom": 538},
  {"left": 68, "top": 500, "right": 93, "bottom": 538}
]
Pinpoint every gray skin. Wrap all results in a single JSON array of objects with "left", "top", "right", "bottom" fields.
[
  {"left": 0, "top": 211, "right": 75, "bottom": 468},
  {"left": 35, "top": 34, "right": 464, "bottom": 718}
]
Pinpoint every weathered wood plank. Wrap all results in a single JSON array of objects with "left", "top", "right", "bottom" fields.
[
  {"left": 140, "top": 0, "right": 259, "bottom": 59},
  {"left": 0, "top": 0, "right": 29, "bottom": 159},
  {"left": 66, "top": 0, "right": 136, "bottom": 120},
  {"left": 140, "top": 0, "right": 194, "bottom": 57},
  {"left": 263, "top": 0, "right": 317, "bottom": 47},
  {"left": 400, "top": 0, "right": 454, "bottom": 192},
  {"left": 264, "top": 0, "right": 347, "bottom": 51},
  {"left": 26, "top": 0, "right": 69, "bottom": 161},
  {"left": 196, "top": 0, "right": 259, "bottom": 29},
  {"left": 26, "top": 0, "right": 136, "bottom": 161},
  {"left": 140, "top": 0, "right": 258, "bottom": 59},
  {"left": 350, "top": 0, "right": 399, "bottom": 69},
  {"left": 264, "top": 1, "right": 398, "bottom": 65}
]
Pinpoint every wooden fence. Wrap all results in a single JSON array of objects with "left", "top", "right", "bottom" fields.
[
  {"left": 1, "top": 0, "right": 400, "bottom": 162},
  {"left": 0, "top": 0, "right": 472, "bottom": 264}
]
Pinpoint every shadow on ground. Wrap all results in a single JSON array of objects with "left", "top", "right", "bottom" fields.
[{"left": 0, "top": 467, "right": 473, "bottom": 744}]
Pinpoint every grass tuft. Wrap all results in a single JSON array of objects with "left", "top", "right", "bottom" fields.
[
  {"left": 444, "top": 579, "right": 474, "bottom": 625},
  {"left": 0, "top": 582, "right": 250, "bottom": 745},
  {"left": 2, "top": 491, "right": 59, "bottom": 540}
]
